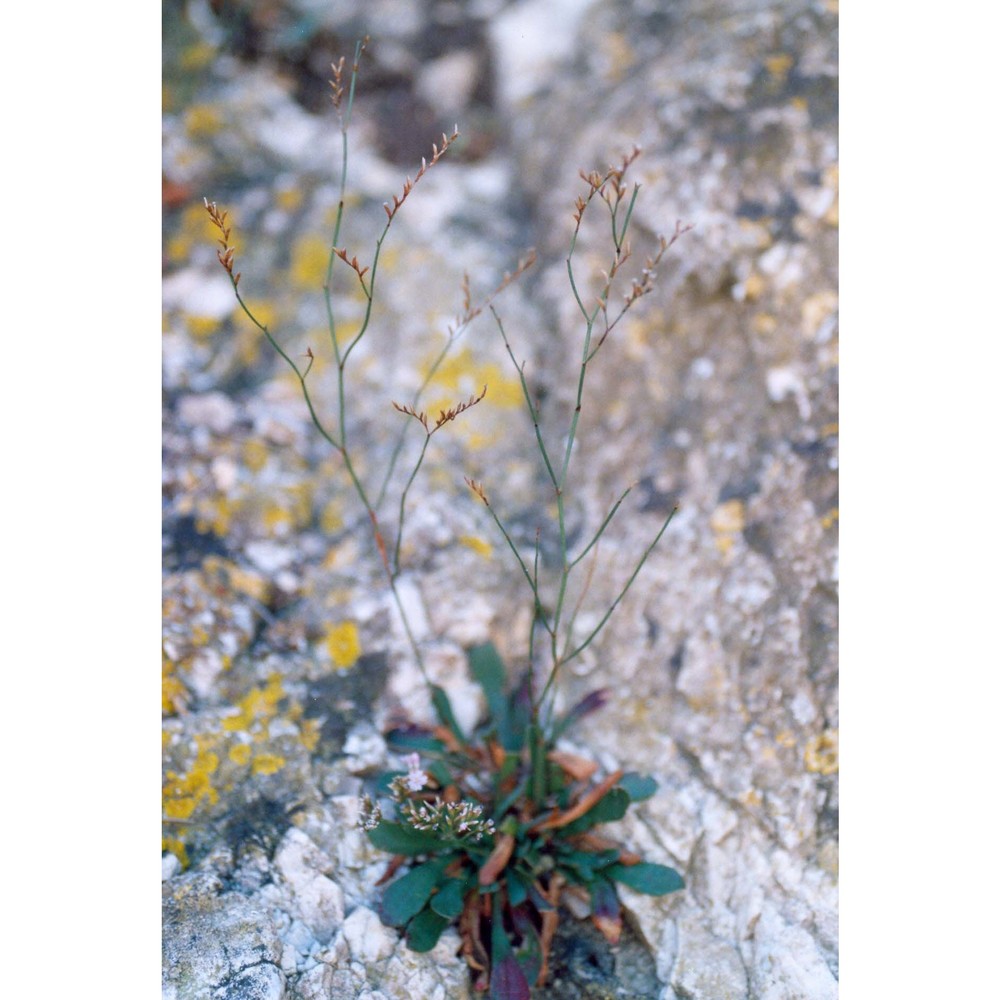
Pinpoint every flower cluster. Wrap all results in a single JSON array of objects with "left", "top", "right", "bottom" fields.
[
  {"left": 399, "top": 797, "right": 496, "bottom": 842},
  {"left": 358, "top": 793, "right": 383, "bottom": 832},
  {"left": 374, "top": 753, "right": 497, "bottom": 843},
  {"left": 387, "top": 752, "right": 430, "bottom": 800}
]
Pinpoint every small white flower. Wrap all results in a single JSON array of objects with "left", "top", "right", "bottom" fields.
[{"left": 403, "top": 753, "right": 428, "bottom": 792}]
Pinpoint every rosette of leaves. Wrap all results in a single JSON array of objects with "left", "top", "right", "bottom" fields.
[{"left": 366, "top": 642, "right": 684, "bottom": 999}]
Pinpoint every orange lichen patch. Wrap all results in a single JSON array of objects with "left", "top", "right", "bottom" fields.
[
  {"left": 804, "top": 729, "right": 839, "bottom": 775},
  {"left": 162, "top": 836, "right": 189, "bottom": 868},
  {"left": 187, "top": 314, "right": 220, "bottom": 340},
  {"left": 290, "top": 233, "right": 330, "bottom": 289},
  {"left": 753, "top": 313, "right": 778, "bottom": 336},
  {"left": 184, "top": 102, "right": 223, "bottom": 138},
  {"left": 234, "top": 298, "right": 278, "bottom": 334},
  {"left": 163, "top": 746, "right": 221, "bottom": 820},
  {"left": 179, "top": 41, "right": 216, "bottom": 72},
  {"left": 275, "top": 186, "right": 303, "bottom": 213},
  {"left": 320, "top": 499, "right": 344, "bottom": 534},
  {"left": 459, "top": 534, "right": 492, "bottom": 559},
  {"left": 222, "top": 673, "right": 286, "bottom": 734},
  {"left": 251, "top": 752, "right": 286, "bottom": 776},
  {"left": 299, "top": 718, "right": 322, "bottom": 753},
  {"left": 195, "top": 495, "right": 237, "bottom": 537},
  {"left": 710, "top": 499, "right": 745, "bottom": 556},
  {"left": 326, "top": 621, "right": 361, "bottom": 670},
  {"left": 764, "top": 53, "right": 794, "bottom": 83},
  {"left": 821, "top": 508, "right": 839, "bottom": 530},
  {"left": 425, "top": 347, "right": 522, "bottom": 418},
  {"left": 204, "top": 557, "right": 269, "bottom": 603},
  {"left": 166, "top": 202, "right": 223, "bottom": 262},
  {"left": 742, "top": 272, "right": 766, "bottom": 302},
  {"left": 243, "top": 438, "right": 270, "bottom": 473},
  {"left": 162, "top": 656, "right": 188, "bottom": 716}
]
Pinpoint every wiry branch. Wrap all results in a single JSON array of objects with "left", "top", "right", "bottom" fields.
[{"left": 383, "top": 127, "right": 461, "bottom": 223}]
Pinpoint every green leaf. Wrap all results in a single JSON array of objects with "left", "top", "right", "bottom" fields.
[
  {"left": 430, "top": 877, "right": 469, "bottom": 920},
  {"left": 506, "top": 673, "right": 532, "bottom": 752},
  {"left": 607, "top": 861, "right": 685, "bottom": 896},
  {"left": 382, "top": 858, "right": 451, "bottom": 926},
  {"left": 510, "top": 906, "right": 542, "bottom": 985},
  {"left": 367, "top": 821, "right": 451, "bottom": 856},
  {"left": 556, "top": 847, "right": 620, "bottom": 882},
  {"left": 494, "top": 775, "right": 529, "bottom": 822},
  {"left": 529, "top": 724, "right": 547, "bottom": 803},
  {"left": 618, "top": 772, "right": 658, "bottom": 802},
  {"left": 468, "top": 643, "right": 507, "bottom": 719},
  {"left": 506, "top": 869, "right": 529, "bottom": 907},
  {"left": 561, "top": 787, "right": 630, "bottom": 836},
  {"left": 590, "top": 875, "right": 620, "bottom": 921},
  {"left": 405, "top": 907, "right": 450, "bottom": 952},
  {"left": 430, "top": 684, "right": 466, "bottom": 744},
  {"left": 385, "top": 729, "right": 447, "bottom": 754}
]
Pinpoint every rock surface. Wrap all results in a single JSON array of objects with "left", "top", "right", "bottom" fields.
[{"left": 163, "top": 0, "right": 838, "bottom": 996}]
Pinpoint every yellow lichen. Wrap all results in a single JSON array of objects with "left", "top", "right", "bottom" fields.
[
  {"left": 243, "top": 438, "right": 270, "bottom": 473},
  {"left": 710, "top": 499, "right": 746, "bottom": 556},
  {"left": 326, "top": 621, "right": 361, "bottom": 670},
  {"left": 162, "top": 657, "right": 187, "bottom": 716},
  {"left": 459, "top": 534, "right": 493, "bottom": 559},
  {"left": 753, "top": 313, "right": 778, "bottom": 335},
  {"left": 320, "top": 499, "right": 344, "bottom": 534},
  {"left": 290, "top": 234, "right": 331, "bottom": 290},
  {"left": 162, "top": 836, "right": 189, "bottom": 869},
  {"left": 179, "top": 42, "right": 216, "bottom": 72},
  {"left": 251, "top": 752, "right": 286, "bottom": 776},
  {"left": 184, "top": 103, "right": 223, "bottom": 138},
  {"left": 821, "top": 508, "right": 839, "bottom": 530},
  {"left": 234, "top": 299, "right": 277, "bottom": 334},
  {"left": 764, "top": 53, "right": 794, "bottom": 83},
  {"left": 804, "top": 729, "right": 839, "bottom": 775},
  {"left": 742, "top": 272, "right": 766, "bottom": 302},
  {"left": 275, "top": 187, "right": 303, "bottom": 212},
  {"left": 228, "top": 743, "right": 252, "bottom": 766},
  {"left": 300, "top": 718, "right": 322, "bottom": 753},
  {"left": 187, "top": 314, "right": 220, "bottom": 340}
]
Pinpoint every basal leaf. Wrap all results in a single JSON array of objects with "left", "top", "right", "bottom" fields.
[
  {"left": 431, "top": 684, "right": 466, "bottom": 744},
  {"left": 382, "top": 858, "right": 451, "bottom": 926},
  {"left": 405, "top": 907, "right": 450, "bottom": 952},
  {"left": 589, "top": 876, "right": 622, "bottom": 945},
  {"left": 506, "top": 870, "right": 529, "bottom": 908},
  {"left": 618, "top": 772, "right": 658, "bottom": 802},
  {"left": 607, "top": 861, "right": 685, "bottom": 896},
  {"left": 490, "top": 952, "right": 531, "bottom": 1000},
  {"left": 490, "top": 918, "right": 531, "bottom": 1000},
  {"left": 385, "top": 728, "right": 447, "bottom": 754},
  {"left": 368, "top": 821, "right": 450, "bottom": 856},
  {"left": 468, "top": 642, "right": 508, "bottom": 724},
  {"left": 430, "top": 877, "right": 469, "bottom": 919},
  {"left": 561, "top": 787, "right": 630, "bottom": 836}
]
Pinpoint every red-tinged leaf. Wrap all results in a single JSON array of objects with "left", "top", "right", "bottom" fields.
[
  {"left": 490, "top": 926, "right": 531, "bottom": 1000},
  {"left": 590, "top": 877, "right": 622, "bottom": 945}
]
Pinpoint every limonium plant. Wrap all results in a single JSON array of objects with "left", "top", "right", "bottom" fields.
[{"left": 205, "top": 38, "right": 690, "bottom": 1000}]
